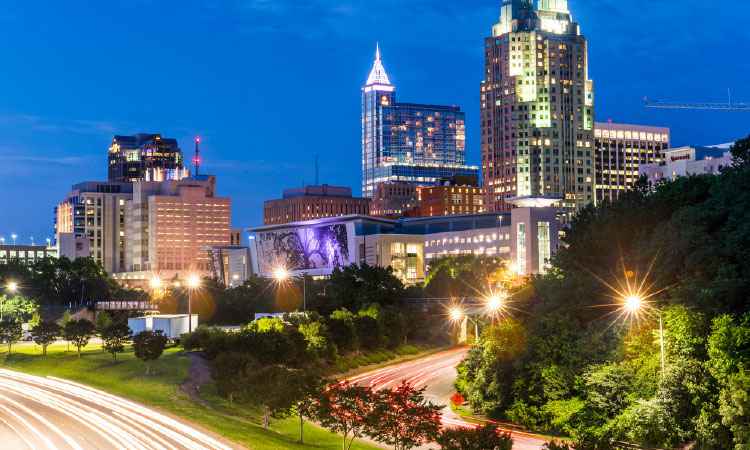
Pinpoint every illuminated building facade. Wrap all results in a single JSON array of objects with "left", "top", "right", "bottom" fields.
[
  {"left": 246, "top": 199, "right": 559, "bottom": 285},
  {"left": 263, "top": 185, "right": 372, "bottom": 226},
  {"left": 481, "top": 0, "right": 595, "bottom": 218},
  {"left": 639, "top": 145, "right": 733, "bottom": 184},
  {"left": 54, "top": 181, "right": 133, "bottom": 273},
  {"left": 108, "top": 134, "right": 183, "bottom": 182},
  {"left": 362, "top": 46, "right": 478, "bottom": 199},
  {"left": 370, "top": 182, "right": 420, "bottom": 218},
  {"left": 114, "top": 175, "right": 231, "bottom": 285},
  {"left": 594, "top": 123, "right": 670, "bottom": 202},
  {"left": 419, "top": 176, "right": 483, "bottom": 217}
]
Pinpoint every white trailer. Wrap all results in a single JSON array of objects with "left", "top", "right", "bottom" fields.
[
  {"left": 128, "top": 315, "right": 198, "bottom": 340},
  {"left": 127, "top": 317, "right": 154, "bottom": 336}
]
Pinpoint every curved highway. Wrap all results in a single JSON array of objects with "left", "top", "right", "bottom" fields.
[
  {"left": 346, "top": 348, "right": 546, "bottom": 450},
  {"left": 0, "top": 369, "right": 238, "bottom": 450}
]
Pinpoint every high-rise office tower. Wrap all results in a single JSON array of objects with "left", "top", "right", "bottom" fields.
[
  {"left": 55, "top": 181, "right": 133, "bottom": 273},
  {"left": 594, "top": 123, "right": 670, "bottom": 202},
  {"left": 481, "top": 0, "right": 595, "bottom": 218},
  {"left": 362, "top": 46, "right": 478, "bottom": 199},
  {"left": 123, "top": 175, "right": 231, "bottom": 276},
  {"left": 108, "top": 133, "right": 183, "bottom": 182}
]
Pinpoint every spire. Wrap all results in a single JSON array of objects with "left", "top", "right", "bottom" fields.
[{"left": 366, "top": 43, "right": 392, "bottom": 86}]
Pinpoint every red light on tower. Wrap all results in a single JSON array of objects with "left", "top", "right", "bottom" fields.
[{"left": 194, "top": 138, "right": 201, "bottom": 176}]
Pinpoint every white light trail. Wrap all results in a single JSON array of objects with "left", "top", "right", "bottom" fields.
[{"left": 0, "top": 369, "right": 235, "bottom": 450}]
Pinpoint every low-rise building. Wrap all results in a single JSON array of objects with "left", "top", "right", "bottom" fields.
[
  {"left": 418, "top": 176, "right": 482, "bottom": 217},
  {"left": 370, "top": 182, "right": 420, "bottom": 218},
  {"left": 245, "top": 196, "right": 560, "bottom": 284},
  {"left": 0, "top": 244, "right": 57, "bottom": 265},
  {"left": 263, "top": 185, "right": 371, "bottom": 226},
  {"left": 639, "top": 145, "right": 733, "bottom": 185}
]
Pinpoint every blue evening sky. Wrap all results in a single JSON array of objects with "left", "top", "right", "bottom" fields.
[{"left": 1, "top": 0, "right": 748, "bottom": 243}]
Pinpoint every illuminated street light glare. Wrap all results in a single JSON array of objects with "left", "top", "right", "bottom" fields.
[
  {"left": 625, "top": 294, "right": 642, "bottom": 313},
  {"left": 450, "top": 308, "right": 463, "bottom": 321},
  {"left": 488, "top": 295, "right": 503, "bottom": 311},
  {"left": 274, "top": 268, "right": 289, "bottom": 281},
  {"left": 150, "top": 277, "right": 163, "bottom": 290},
  {"left": 187, "top": 275, "right": 200, "bottom": 288},
  {"left": 7, "top": 282, "right": 17, "bottom": 292}
]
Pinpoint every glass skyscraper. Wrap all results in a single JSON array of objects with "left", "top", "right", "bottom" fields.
[
  {"left": 481, "top": 0, "right": 595, "bottom": 218},
  {"left": 361, "top": 46, "right": 478, "bottom": 199}
]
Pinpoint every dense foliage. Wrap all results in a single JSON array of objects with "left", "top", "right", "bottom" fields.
[
  {"left": 0, "top": 256, "right": 146, "bottom": 309},
  {"left": 455, "top": 150, "right": 750, "bottom": 448}
]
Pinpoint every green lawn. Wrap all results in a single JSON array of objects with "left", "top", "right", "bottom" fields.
[{"left": 1, "top": 342, "right": 380, "bottom": 450}]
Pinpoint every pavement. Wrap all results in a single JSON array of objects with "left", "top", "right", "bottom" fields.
[
  {"left": 347, "top": 347, "right": 547, "bottom": 450},
  {"left": 0, "top": 369, "right": 242, "bottom": 450}
]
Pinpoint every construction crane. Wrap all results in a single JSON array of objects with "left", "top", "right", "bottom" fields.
[{"left": 644, "top": 88, "right": 749, "bottom": 110}]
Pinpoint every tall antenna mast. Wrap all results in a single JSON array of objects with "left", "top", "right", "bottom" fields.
[
  {"left": 194, "top": 138, "right": 201, "bottom": 176},
  {"left": 315, "top": 154, "right": 319, "bottom": 186}
]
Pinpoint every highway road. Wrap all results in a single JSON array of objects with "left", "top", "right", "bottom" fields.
[
  {"left": 0, "top": 369, "right": 239, "bottom": 450},
  {"left": 347, "top": 348, "right": 547, "bottom": 450}
]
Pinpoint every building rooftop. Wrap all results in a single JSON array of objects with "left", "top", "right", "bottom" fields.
[
  {"left": 281, "top": 185, "right": 355, "bottom": 199},
  {"left": 113, "top": 133, "right": 178, "bottom": 147}
]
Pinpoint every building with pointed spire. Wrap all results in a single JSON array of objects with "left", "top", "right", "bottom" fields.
[
  {"left": 481, "top": 0, "right": 595, "bottom": 219},
  {"left": 361, "top": 46, "right": 478, "bottom": 199}
]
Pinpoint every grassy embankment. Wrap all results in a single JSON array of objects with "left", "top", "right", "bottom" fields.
[{"left": 1, "top": 342, "right": 381, "bottom": 450}]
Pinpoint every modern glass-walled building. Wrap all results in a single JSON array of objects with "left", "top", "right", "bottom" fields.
[{"left": 362, "top": 46, "right": 478, "bottom": 198}]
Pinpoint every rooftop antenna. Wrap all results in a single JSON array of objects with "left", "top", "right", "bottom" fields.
[
  {"left": 315, "top": 154, "right": 319, "bottom": 186},
  {"left": 194, "top": 138, "right": 201, "bottom": 176}
]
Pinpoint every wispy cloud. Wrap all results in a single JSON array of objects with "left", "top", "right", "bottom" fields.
[
  {"left": 228, "top": 0, "right": 496, "bottom": 50},
  {"left": 0, "top": 114, "right": 123, "bottom": 136}
]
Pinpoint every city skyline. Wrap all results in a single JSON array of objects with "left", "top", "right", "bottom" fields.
[{"left": 1, "top": 0, "right": 749, "bottom": 241}]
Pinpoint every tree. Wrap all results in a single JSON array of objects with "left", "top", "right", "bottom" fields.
[
  {"left": 94, "top": 310, "right": 111, "bottom": 353},
  {"left": 730, "top": 134, "right": 750, "bottom": 168},
  {"left": 317, "top": 381, "right": 375, "bottom": 450},
  {"left": 719, "top": 369, "right": 750, "bottom": 449},
  {"left": 0, "top": 322, "right": 23, "bottom": 354},
  {"left": 0, "top": 296, "right": 39, "bottom": 323},
  {"left": 61, "top": 309, "right": 72, "bottom": 351},
  {"left": 211, "top": 351, "right": 255, "bottom": 403},
  {"left": 62, "top": 319, "right": 95, "bottom": 358},
  {"left": 101, "top": 322, "right": 131, "bottom": 364},
  {"left": 245, "top": 364, "right": 296, "bottom": 429},
  {"left": 32, "top": 320, "right": 60, "bottom": 355},
  {"left": 132, "top": 330, "right": 168, "bottom": 375},
  {"left": 437, "top": 425, "right": 513, "bottom": 450},
  {"left": 287, "top": 372, "right": 324, "bottom": 445},
  {"left": 368, "top": 381, "right": 443, "bottom": 450}
]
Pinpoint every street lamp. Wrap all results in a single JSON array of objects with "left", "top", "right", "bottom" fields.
[
  {"left": 187, "top": 275, "right": 200, "bottom": 333},
  {"left": 46, "top": 238, "right": 51, "bottom": 247},
  {"left": 0, "top": 237, "right": 5, "bottom": 245},
  {"left": 624, "top": 294, "right": 666, "bottom": 378},
  {"left": 11, "top": 234, "right": 17, "bottom": 245},
  {"left": 30, "top": 237, "right": 34, "bottom": 246},
  {"left": 274, "top": 267, "right": 307, "bottom": 314}
]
